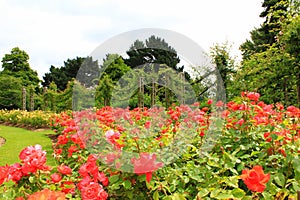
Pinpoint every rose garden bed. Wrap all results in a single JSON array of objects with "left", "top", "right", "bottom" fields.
[{"left": 0, "top": 92, "right": 299, "bottom": 199}]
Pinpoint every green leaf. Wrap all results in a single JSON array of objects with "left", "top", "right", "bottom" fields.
[
  {"left": 197, "top": 189, "right": 210, "bottom": 197},
  {"left": 153, "top": 191, "right": 159, "bottom": 200},
  {"left": 214, "top": 190, "right": 234, "bottom": 199},
  {"left": 29, "top": 176, "right": 35, "bottom": 183},
  {"left": 237, "top": 163, "right": 245, "bottom": 172},
  {"left": 224, "top": 176, "right": 239, "bottom": 188},
  {"left": 271, "top": 134, "right": 278, "bottom": 140},
  {"left": 3, "top": 180, "right": 15, "bottom": 188},
  {"left": 122, "top": 180, "right": 131, "bottom": 189},
  {"left": 71, "top": 154, "right": 78, "bottom": 158},
  {"left": 250, "top": 151, "right": 260, "bottom": 156},
  {"left": 172, "top": 193, "right": 186, "bottom": 200},
  {"left": 1, "top": 189, "right": 15, "bottom": 200},
  {"left": 274, "top": 173, "right": 285, "bottom": 187},
  {"left": 292, "top": 181, "right": 300, "bottom": 192},
  {"left": 262, "top": 191, "right": 272, "bottom": 200},
  {"left": 109, "top": 175, "right": 120, "bottom": 184},
  {"left": 210, "top": 189, "right": 222, "bottom": 198},
  {"left": 182, "top": 176, "right": 189, "bottom": 184},
  {"left": 232, "top": 188, "right": 245, "bottom": 198},
  {"left": 293, "top": 156, "right": 300, "bottom": 180},
  {"left": 241, "top": 196, "right": 253, "bottom": 200}
]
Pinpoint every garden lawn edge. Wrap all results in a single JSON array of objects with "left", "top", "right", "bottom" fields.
[{"left": 0, "top": 125, "right": 56, "bottom": 166}]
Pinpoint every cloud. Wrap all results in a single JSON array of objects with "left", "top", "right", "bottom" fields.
[{"left": 0, "top": 0, "right": 264, "bottom": 79}]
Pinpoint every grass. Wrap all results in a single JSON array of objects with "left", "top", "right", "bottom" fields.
[{"left": 0, "top": 125, "right": 57, "bottom": 166}]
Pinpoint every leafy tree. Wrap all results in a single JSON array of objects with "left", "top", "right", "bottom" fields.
[
  {"left": 0, "top": 47, "right": 40, "bottom": 87},
  {"left": 236, "top": 0, "right": 300, "bottom": 106},
  {"left": 43, "top": 56, "right": 100, "bottom": 91},
  {"left": 111, "top": 65, "right": 194, "bottom": 108},
  {"left": 124, "top": 36, "right": 193, "bottom": 107},
  {"left": 42, "top": 57, "right": 84, "bottom": 91},
  {"left": 42, "top": 57, "right": 94, "bottom": 91},
  {"left": 96, "top": 74, "right": 114, "bottom": 107},
  {"left": 96, "top": 54, "right": 131, "bottom": 107},
  {"left": 240, "top": 0, "right": 289, "bottom": 59},
  {"left": 101, "top": 54, "right": 131, "bottom": 82},
  {"left": 280, "top": 15, "right": 300, "bottom": 105},
  {"left": 42, "top": 66, "right": 63, "bottom": 90},
  {"left": 210, "top": 42, "right": 236, "bottom": 99},
  {"left": 234, "top": 46, "right": 296, "bottom": 105},
  {"left": 125, "top": 35, "right": 187, "bottom": 76},
  {"left": 74, "top": 56, "right": 100, "bottom": 88},
  {"left": 0, "top": 74, "right": 22, "bottom": 109}
]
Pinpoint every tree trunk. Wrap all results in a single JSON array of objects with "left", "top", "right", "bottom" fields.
[{"left": 22, "top": 87, "right": 26, "bottom": 111}]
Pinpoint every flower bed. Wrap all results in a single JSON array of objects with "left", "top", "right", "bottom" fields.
[
  {"left": 0, "top": 92, "right": 299, "bottom": 199},
  {"left": 0, "top": 110, "right": 56, "bottom": 129}
]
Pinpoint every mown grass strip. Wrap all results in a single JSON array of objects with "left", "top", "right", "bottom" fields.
[{"left": 0, "top": 125, "right": 57, "bottom": 166}]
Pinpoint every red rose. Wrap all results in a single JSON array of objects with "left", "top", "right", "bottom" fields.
[
  {"left": 51, "top": 173, "right": 62, "bottom": 183},
  {"left": 131, "top": 153, "right": 163, "bottom": 183},
  {"left": 27, "top": 188, "right": 65, "bottom": 200},
  {"left": 61, "top": 181, "right": 75, "bottom": 194},
  {"left": 96, "top": 172, "right": 109, "bottom": 186},
  {"left": 241, "top": 165, "right": 270, "bottom": 193},
  {"left": 55, "top": 148, "right": 62, "bottom": 155},
  {"left": 78, "top": 163, "right": 89, "bottom": 177},
  {"left": 216, "top": 100, "right": 224, "bottom": 107},
  {"left": 8, "top": 163, "right": 23, "bottom": 182},
  {"left": 144, "top": 121, "right": 151, "bottom": 129},
  {"left": 246, "top": 92, "right": 260, "bottom": 102},
  {"left": 199, "top": 131, "right": 205, "bottom": 137},
  {"left": 68, "top": 145, "right": 77, "bottom": 157},
  {"left": 57, "top": 165, "right": 72, "bottom": 175},
  {"left": 19, "top": 145, "right": 49, "bottom": 175},
  {"left": 80, "top": 182, "right": 108, "bottom": 200},
  {"left": 202, "top": 107, "right": 209, "bottom": 112},
  {"left": 57, "top": 134, "right": 69, "bottom": 145},
  {"left": 0, "top": 165, "right": 9, "bottom": 185},
  {"left": 207, "top": 99, "right": 213, "bottom": 105}
]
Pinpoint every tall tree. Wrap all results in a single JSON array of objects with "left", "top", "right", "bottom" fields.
[
  {"left": 42, "top": 57, "right": 84, "bottom": 91},
  {"left": 0, "top": 47, "right": 40, "bottom": 87},
  {"left": 280, "top": 15, "right": 300, "bottom": 105},
  {"left": 210, "top": 42, "right": 236, "bottom": 99},
  {"left": 0, "top": 74, "right": 22, "bottom": 109},
  {"left": 125, "top": 35, "right": 183, "bottom": 73},
  {"left": 235, "top": 46, "right": 296, "bottom": 105},
  {"left": 124, "top": 36, "right": 192, "bottom": 107},
  {"left": 43, "top": 56, "right": 99, "bottom": 91},
  {"left": 96, "top": 54, "right": 131, "bottom": 107},
  {"left": 240, "top": 0, "right": 289, "bottom": 59},
  {"left": 76, "top": 56, "right": 100, "bottom": 88},
  {"left": 234, "top": 14, "right": 299, "bottom": 106},
  {"left": 235, "top": 0, "right": 300, "bottom": 106}
]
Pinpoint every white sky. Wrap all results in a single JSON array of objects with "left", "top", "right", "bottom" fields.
[{"left": 0, "top": 0, "right": 264, "bottom": 79}]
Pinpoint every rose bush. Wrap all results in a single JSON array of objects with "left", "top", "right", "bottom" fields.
[{"left": 0, "top": 92, "right": 299, "bottom": 199}]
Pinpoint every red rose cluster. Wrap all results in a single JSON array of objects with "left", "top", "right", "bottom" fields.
[
  {"left": 78, "top": 154, "right": 109, "bottom": 200},
  {"left": 0, "top": 144, "right": 51, "bottom": 185},
  {"left": 19, "top": 144, "right": 50, "bottom": 175}
]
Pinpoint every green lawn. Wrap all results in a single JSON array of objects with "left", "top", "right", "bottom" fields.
[{"left": 0, "top": 125, "right": 57, "bottom": 166}]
